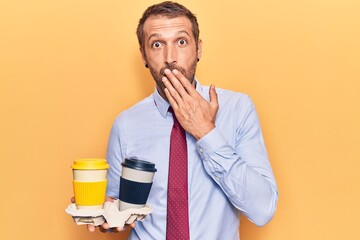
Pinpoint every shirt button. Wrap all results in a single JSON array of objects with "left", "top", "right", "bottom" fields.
[{"left": 199, "top": 148, "right": 203, "bottom": 153}]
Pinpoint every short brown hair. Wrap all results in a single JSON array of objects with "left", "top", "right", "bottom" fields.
[{"left": 136, "top": 1, "right": 200, "bottom": 51}]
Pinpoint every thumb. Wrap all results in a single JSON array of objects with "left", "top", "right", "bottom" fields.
[{"left": 209, "top": 84, "right": 218, "bottom": 109}]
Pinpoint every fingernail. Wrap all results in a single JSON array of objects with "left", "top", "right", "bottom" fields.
[
  {"left": 164, "top": 69, "right": 171, "bottom": 74},
  {"left": 172, "top": 69, "right": 178, "bottom": 74},
  {"left": 162, "top": 76, "right": 167, "bottom": 82}
]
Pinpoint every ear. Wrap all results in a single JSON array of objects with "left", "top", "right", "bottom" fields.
[
  {"left": 197, "top": 39, "right": 203, "bottom": 61},
  {"left": 140, "top": 47, "right": 147, "bottom": 65}
]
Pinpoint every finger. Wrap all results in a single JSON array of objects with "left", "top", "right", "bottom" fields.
[
  {"left": 164, "top": 69, "right": 189, "bottom": 98},
  {"left": 71, "top": 196, "right": 75, "bottom": 203},
  {"left": 98, "top": 222, "right": 110, "bottom": 233},
  {"left": 87, "top": 224, "right": 96, "bottom": 232},
  {"left": 164, "top": 87, "right": 179, "bottom": 110},
  {"left": 104, "top": 226, "right": 125, "bottom": 233},
  {"left": 113, "top": 222, "right": 135, "bottom": 232},
  {"left": 172, "top": 69, "right": 197, "bottom": 96},
  {"left": 101, "top": 222, "right": 110, "bottom": 230},
  {"left": 163, "top": 77, "right": 182, "bottom": 106},
  {"left": 116, "top": 226, "right": 125, "bottom": 232}
]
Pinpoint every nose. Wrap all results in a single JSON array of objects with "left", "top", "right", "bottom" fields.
[{"left": 164, "top": 45, "right": 177, "bottom": 67}]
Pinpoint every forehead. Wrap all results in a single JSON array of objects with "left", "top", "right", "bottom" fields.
[{"left": 143, "top": 16, "right": 193, "bottom": 38}]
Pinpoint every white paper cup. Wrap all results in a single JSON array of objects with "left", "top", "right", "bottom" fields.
[{"left": 119, "top": 158, "right": 157, "bottom": 211}]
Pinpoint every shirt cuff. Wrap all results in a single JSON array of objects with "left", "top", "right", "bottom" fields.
[{"left": 196, "top": 127, "right": 238, "bottom": 173}]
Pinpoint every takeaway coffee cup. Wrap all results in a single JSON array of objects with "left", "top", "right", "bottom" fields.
[
  {"left": 72, "top": 158, "right": 109, "bottom": 209},
  {"left": 119, "top": 158, "right": 157, "bottom": 211}
]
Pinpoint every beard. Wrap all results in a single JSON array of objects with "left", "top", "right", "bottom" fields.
[{"left": 147, "top": 57, "right": 198, "bottom": 100}]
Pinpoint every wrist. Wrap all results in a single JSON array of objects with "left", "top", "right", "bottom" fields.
[{"left": 193, "top": 125, "right": 215, "bottom": 140}]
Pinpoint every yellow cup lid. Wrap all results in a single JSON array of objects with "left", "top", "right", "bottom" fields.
[{"left": 72, "top": 158, "right": 109, "bottom": 170}]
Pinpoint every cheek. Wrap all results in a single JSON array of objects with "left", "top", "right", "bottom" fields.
[
  {"left": 145, "top": 50, "right": 163, "bottom": 66},
  {"left": 179, "top": 48, "right": 197, "bottom": 64}
]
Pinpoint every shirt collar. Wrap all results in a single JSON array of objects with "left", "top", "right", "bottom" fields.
[{"left": 153, "top": 78, "right": 203, "bottom": 118}]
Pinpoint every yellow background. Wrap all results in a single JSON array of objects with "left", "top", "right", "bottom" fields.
[{"left": 1, "top": 0, "right": 359, "bottom": 239}]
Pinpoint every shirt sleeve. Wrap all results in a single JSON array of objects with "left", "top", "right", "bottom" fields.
[
  {"left": 106, "top": 116, "right": 124, "bottom": 198},
  {"left": 196, "top": 96, "right": 278, "bottom": 226}
]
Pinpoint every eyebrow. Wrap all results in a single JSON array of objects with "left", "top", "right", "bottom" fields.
[{"left": 147, "top": 30, "right": 191, "bottom": 42}]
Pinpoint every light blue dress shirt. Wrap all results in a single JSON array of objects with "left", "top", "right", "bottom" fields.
[{"left": 106, "top": 80, "right": 278, "bottom": 240}]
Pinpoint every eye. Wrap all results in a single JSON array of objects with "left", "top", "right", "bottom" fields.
[
  {"left": 152, "top": 41, "right": 162, "bottom": 48},
  {"left": 178, "top": 39, "right": 187, "bottom": 45}
]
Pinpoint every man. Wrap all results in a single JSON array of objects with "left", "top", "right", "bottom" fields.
[{"left": 89, "top": 1, "right": 278, "bottom": 239}]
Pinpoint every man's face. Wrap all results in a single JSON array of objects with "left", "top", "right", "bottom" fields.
[{"left": 141, "top": 16, "right": 202, "bottom": 99}]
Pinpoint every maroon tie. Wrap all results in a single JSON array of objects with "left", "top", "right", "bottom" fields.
[{"left": 166, "top": 108, "right": 190, "bottom": 240}]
